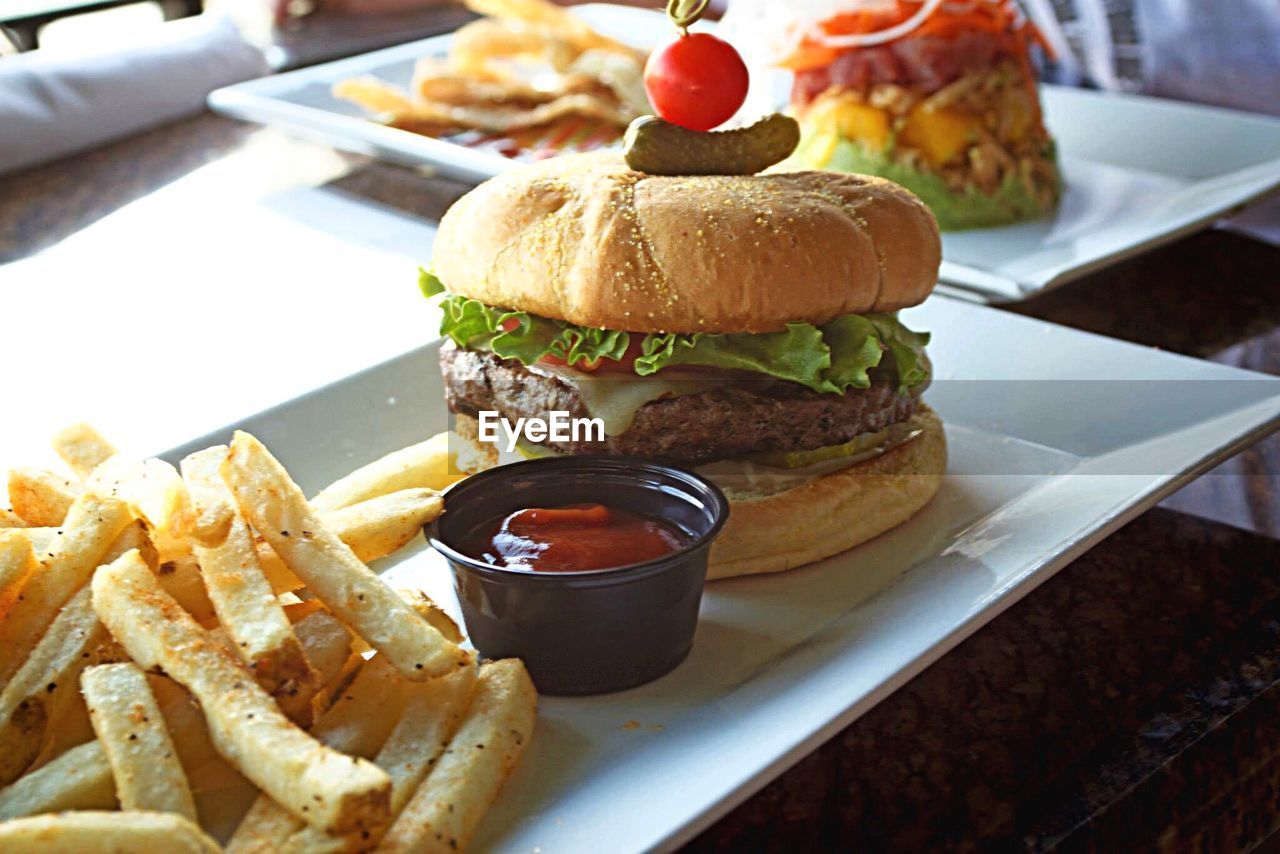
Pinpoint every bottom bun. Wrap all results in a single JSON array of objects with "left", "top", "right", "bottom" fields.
[
  {"left": 706, "top": 405, "right": 945, "bottom": 579},
  {"left": 450, "top": 405, "right": 946, "bottom": 580}
]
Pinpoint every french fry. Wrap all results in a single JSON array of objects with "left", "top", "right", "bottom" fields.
[
  {"left": 0, "top": 741, "right": 116, "bottom": 819},
  {"left": 10, "top": 527, "right": 57, "bottom": 558},
  {"left": 81, "top": 663, "right": 198, "bottom": 821},
  {"left": 0, "top": 509, "right": 29, "bottom": 528},
  {"left": 181, "top": 447, "right": 311, "bottom": 694},
  {"left": 227, "top": 656, "right": 410, "bottom": 853},
  {"left": 224, "top": 432, "right": 465, "bottom": 680},
  {"left": 154, "top": 555, "right": 217, "bottom": 624},
  {"left": 86, "top": 456, "right": 188, "bottom": 560},
  {"left": 377, "top": 655, "right": 478, "bottom": 817},
  {"left": 0, "top": 494, "right": 132, "bottom": 687},
  {"left": 0, "top": 532, "right": 36, "bottom": 620},
  {"left": 280, "top": 610, "right": 353, "bottom": 727},
  {"left": 0, "top": 586, "right": 121, "bottom": 786},
  {"left": 287, "top": 655, "right": 479, "bottom": 852},
  {"left": 320, "top": 488, "right": 443, "bottom": 563},
  {"left": 101, "top": 518, "right": 158, "bottom": 570},
  {"left": 30, "top": 689, "right": 96, "bottom": 771},
  {"left": 396, "top": 588, "right": 465, "bottom": 644},
  {"left": 0, "top": 810, "right": 220, "bottom": 853},
  {"left": 51, "top": 423, "right": 117, "bottom": 480},
  {"left": 309, "top": 432, "right": 461, "bottom": 512},
  {"left": 91, "top": 551, "right": 391, "bottom": 835},
  {"left": 7, "top": 468, "right": 80, "bottom": 527},
  {"left": 0, "top": 610, "right": 350, "bottom": 824},
  {"left": 377, "top": 659, "right": 536, "bottom": 853}
]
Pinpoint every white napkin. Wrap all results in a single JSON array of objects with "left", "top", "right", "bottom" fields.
[{"left": 0, "top": 13, "right": 269, "bottom": 175}]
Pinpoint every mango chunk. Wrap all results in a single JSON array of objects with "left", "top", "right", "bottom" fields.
[{"left": 900, "top": 105, "right": 982, "bottom": 167}]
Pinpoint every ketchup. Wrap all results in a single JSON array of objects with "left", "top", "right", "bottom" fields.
[{"left": 461, "top": 503, "right": 688, "bottom": 573}]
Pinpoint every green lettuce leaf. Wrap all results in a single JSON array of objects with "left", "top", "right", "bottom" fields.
[
  {"left": 634, "top": 324, "right": 835, "bottom": 391},
  {"left": 433, "top": 294, "right": 929, "bottom": 392},
  {"left": 418, "top": 267, "right": 446, "bottom": 298},
  {"left": 868, "top": 314, "right": 931, "bottom": 388},
  {"left": 438, "top": 296, "right": 632, "bottom": 368},
  {"left": 820, "top": 314, "right": 886, "bottom": 391}
]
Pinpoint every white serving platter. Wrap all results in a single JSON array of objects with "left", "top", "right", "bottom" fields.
[
  {"left": 208, "top": 4, "right": 1280, "bottom": 304},
  {"left": 160, "top": 296, "right": 1280, "bottom": 852}
]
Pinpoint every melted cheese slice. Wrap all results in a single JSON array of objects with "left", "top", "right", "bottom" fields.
[{"left": 524, "top": 361, "right": 722, "bottom": 436}]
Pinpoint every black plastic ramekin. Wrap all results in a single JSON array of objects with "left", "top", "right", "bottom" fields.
[{"left": 427, "top": 456, "right": 729, "bottom": 696}]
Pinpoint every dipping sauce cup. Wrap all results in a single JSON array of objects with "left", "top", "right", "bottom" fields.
[{"left": 428, "top": 456, "right": 729, "bottom": 696}]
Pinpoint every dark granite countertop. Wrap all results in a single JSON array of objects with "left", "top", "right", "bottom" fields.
[{"left": 3, "top": 114, "right": 1278, "bottom": 852}]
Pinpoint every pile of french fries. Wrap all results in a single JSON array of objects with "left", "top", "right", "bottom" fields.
[
  {"left": 335, "top": 0, "right": 651, "bottom": 139},
  {"left": 0, "top": 425, "right": 536, "bottom": 852}
]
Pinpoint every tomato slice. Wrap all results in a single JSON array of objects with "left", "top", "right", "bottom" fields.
[{"left": 539, "top": 337, "right": 646, "bottom": 374}]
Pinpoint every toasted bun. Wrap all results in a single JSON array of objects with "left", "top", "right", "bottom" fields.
[
  {"left": 451, "top": 405, "right": 945, "bottom": 579},
  {"left": 707, "top": 405, "right": 945, "bottom": 579},
  {"left": 433, "top": 152, "right": 941, "bottom": 334}
]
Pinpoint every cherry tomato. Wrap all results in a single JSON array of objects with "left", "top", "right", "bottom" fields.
[{"left": 643, "top": 32, "right": 750, "bottom": 132}]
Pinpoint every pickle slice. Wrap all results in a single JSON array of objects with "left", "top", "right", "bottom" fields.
[
  {"left": 623, "top": 113, "right": 801, "bottom": 176},
  {"left": 747, "top": 423, "right": 920, "bottom": 470}
]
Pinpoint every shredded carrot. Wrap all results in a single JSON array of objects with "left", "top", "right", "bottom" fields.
[{"left": 782, "top": 0, "right": 1055, "bottom": 72}]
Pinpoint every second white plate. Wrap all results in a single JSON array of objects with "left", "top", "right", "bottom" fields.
[{"left": 208, "top": 4, "right": 1280, "bottom": 304}]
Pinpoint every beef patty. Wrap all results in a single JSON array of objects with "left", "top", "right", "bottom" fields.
[{"left": 440, "top": 345, "right": 924, "bottom": 466}]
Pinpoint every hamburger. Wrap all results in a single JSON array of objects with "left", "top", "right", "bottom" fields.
[
  {"left": 424, "top": 151, "right": 946, "bottom": 579},
  {"left": 777, "top": 0, "right": 1061, "bottom": 230}
]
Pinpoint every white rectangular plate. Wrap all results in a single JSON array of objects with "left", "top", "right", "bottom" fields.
[
  {"left": 162, "top": 297, "right": 1280, "bottom": 852},
  {"left": 208, "top": 4, "right": 1280, "bottom": 304}
]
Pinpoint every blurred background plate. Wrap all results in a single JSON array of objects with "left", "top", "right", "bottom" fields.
[
  {"left": 208, "top": 3, "right": 1280, "bottom": 302},
  {"left": 207, "top": 4, "right": 670, "bottom": 184}
]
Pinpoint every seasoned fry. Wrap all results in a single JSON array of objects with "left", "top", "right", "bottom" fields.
[
  {"left": 224, "top": 431, "right": 465, "bottom": 680},
  {"left": 279, "top": 609, "right": 354, "bottom": 727},
  {"left": 281, "top": 656, "right": 479, "bottom": 852},
  {"left": 153, "top": 555, "right": 216, "bottom": 624},
  {"left": 13, "top": 527, "right": 59, "bottom": 558},
  {"left": 310, "top": 432, "right": 460, "bottom": 512},
  {"left": 91, "top": 551, "right": 391, "bottom": 835},
  {"left": 101, "top": 518, "right": 158, "bottom": 570},
  {"left": 396, "top": 588, "right": 465, "bottom": 644},
  {"left": 377, "top": 656, "right": 478, "bottom": 816},
  {"left": 86, "top": 456, "right": 187, "bottom": 543},
  {"left": 0, "top": 494, "right": 132, "bottom": 687},
  {"left": 181, "top": 447, "right": 311, "bottom": 694},
  {"left": 0, "top": 810, "right": 220, "bottom": 853},
  {"left": 310, "top": 656, "right": 409, "bottom": 760},
  {"left": 51, "top": 423, "right": 117, "bottom": 479},
  {"left": 0, "top": 589, "right": 353, "bottom": 823},
  {"left": 0, "top": 741, "right": 116, "bottom": 819},
  {"left": 7, "top": 468, "right": 80, "bottom": 527},
  {"left": 320, "top": 488, "right": 442, "bottom": 563},
  {"left": 0, "top": 532, "right": 36, "bottom": 620},
  {"left": 377, "top": 659, "right": 536, "bottom": 853},
  {"left": 228, "top": 656, "right": 409, "bottom": 853},
  {"left": 0, "top": 508, "right": 29, "bottom": 528},
  {"left": 31, "top": 691, "right": 96, "bottom": 771},
  {"left": 81, "top": 663, "right": 198, "bottom": 821},
  {"left": 0, "top": 586, "right": 120, "bottom": 786}
]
